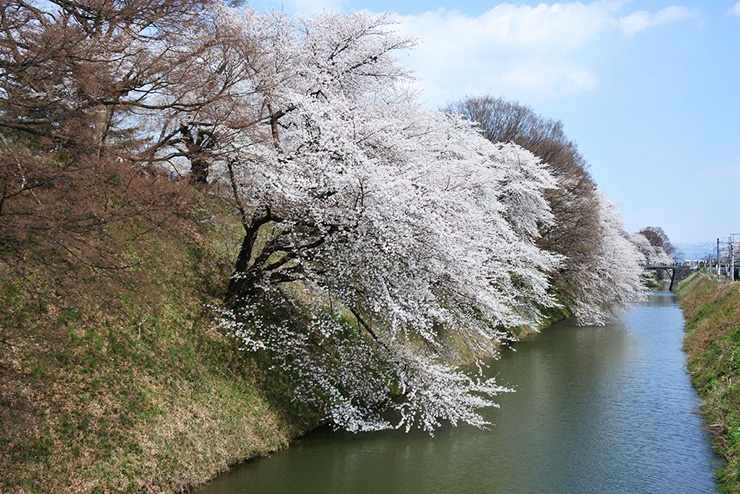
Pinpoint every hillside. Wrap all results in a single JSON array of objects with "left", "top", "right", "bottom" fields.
[{"left": 0, "top": 178, "right": 318, "bottom": 493}]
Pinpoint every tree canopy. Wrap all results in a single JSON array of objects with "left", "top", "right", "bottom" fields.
[
  {"left": 0, "top": 1, "right": 649, "bottom": 433},
  {"left": 448, "top": 95, "right": 646, "bottom": 325}
]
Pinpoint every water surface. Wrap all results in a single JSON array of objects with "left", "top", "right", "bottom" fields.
[{"left": 201, "top": 292, "right": 719, "bottom": 493}]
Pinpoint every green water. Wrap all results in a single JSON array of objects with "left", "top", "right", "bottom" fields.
[{"left": 200, "top": 292, "right": 720, "bottom": 493}]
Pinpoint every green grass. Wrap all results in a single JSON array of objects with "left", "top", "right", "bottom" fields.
[
  {"left": 677, "top": 273, "right": 740, "bottom": 492},
  {"left": 0, "top": 191, "right": 319, "bottom": 493}
]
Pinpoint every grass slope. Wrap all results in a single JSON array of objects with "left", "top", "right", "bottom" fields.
[
  {"left": 677, "top": 273, "right": 740, "bottom": 491},
  {"left": 0, "top": 189, "right": 318, "bottom": 493}
]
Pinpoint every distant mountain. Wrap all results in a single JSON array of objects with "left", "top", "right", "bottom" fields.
[{"left": 674, "top": 242, "right": 717, "bottom": 260}]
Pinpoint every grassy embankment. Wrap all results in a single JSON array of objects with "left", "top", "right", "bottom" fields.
[
  {"left": 0, "top": 155, "right": 575, "bottom": 493},
  {"left": 0, "top": 186, "right": 319, "bottom": 493},
  {"left": 676, "top": 273, "right": 740, "bottom": 491}
]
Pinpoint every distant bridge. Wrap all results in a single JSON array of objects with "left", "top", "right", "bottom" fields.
[{"left": 643, "top": 264, "right": 694, "bottom": 291}]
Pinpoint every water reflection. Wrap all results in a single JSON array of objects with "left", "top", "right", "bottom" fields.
[
  {"left": 639, "top": 290, "right": 680, "bottom": 307},
  {"left": 200, "top": 292, "right": 720, "bottom": 494}
]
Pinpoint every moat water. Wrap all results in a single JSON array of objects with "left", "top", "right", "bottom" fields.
[{"left": 200, "top": 291, "right": 720, "bottom": 494}]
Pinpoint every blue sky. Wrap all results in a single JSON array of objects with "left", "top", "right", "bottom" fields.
[{"left": 246, "top": 0, "right": 740, "bottom": 244}]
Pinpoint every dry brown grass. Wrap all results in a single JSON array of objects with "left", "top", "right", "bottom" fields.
[
  {"left": 0, "top": 170, "right": 318, "bottom": 493},
  {"left": 680, "top": 276, "right": 740, "bottom": 359}
]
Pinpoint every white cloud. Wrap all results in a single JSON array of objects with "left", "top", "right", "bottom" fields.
[
  {"left": 394, "top": 2, "right": 622, "bottom": 55},
  {"left": 619, "top": 6, "right": 698, "bottom": 36},
  {"left": 385, "top": 2, "right": 698, "bottom": 107},
  {"left": 730, "top": 2, "right": 740, "bottom": 16}
]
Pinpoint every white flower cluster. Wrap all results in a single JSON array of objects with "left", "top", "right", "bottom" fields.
[{"left": 200, "top": 7, "right": 646, "bottom": 432}]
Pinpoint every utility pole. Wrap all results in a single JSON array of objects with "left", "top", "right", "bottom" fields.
[
  {"left": 717, "top": 237, "right": 721, "bottom": 282},
  {"left": 731, "top": 233, "right": 740, "bottom": 282}
]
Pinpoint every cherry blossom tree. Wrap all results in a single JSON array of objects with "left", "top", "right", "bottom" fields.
[
  {"left": 447, "top": 96, "right": 646, "bottom": 326},
  {"left": 570, "top": 193, "right": 647, "bottom": 325},
  {"left": 629, "top": 232, "right": 673, "bottom": 266},
  {"left": 638, "top": 226, "right": 676, "bottom": 258},
  {"left": 213, "top": 8, "right": 561, "bottom": 432},
  {"left": 1, "top": 0, "right": 648, "bottom": 433},
  {"left": 628, "top": 230, "right": 674, "bottom": 285}
]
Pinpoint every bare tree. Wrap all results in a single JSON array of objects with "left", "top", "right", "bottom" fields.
[
  {"left": 638, "top": 226, "right": 676, "bottom": 257},
  {"left": 0, "top": 0, "right": 227, "bottom": 259},
  {"left": 0, "top": 0, "right": 256, "bottom": 178}
]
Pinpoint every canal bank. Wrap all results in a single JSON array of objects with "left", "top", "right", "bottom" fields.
[
  {"left": 199, "top": 291, "right": 719, "bottom": 494},
  {"left": 0, "top": 196, "right": 322, "bottom": 494},
  {"left": 677, "top": 273, "right": 740, "bottom": 491}
]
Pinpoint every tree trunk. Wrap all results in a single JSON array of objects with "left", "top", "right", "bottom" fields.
[{"left": 189, "top": 157, "right": 209, "bottom": 184}]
